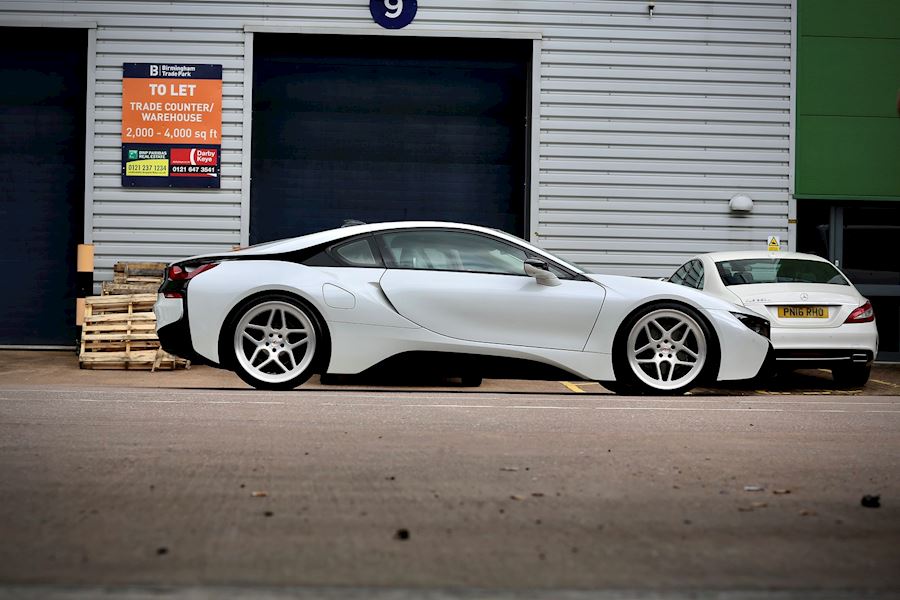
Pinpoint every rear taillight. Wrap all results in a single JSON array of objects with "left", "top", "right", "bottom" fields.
[
  {"left": 845, "top": 300, "right": 874, "bottom": 324},
  {"left": 167, "top": 262, "right": 219, "bottom": 281},
  {"left": 163, "top": 262, "right": 219, "bottom": 298}
]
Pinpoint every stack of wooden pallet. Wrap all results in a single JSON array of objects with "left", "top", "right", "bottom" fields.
[
  {"left": 101, "top": 261, "right": 168, "bottom": 295},
  {"left": 79, "top": 283, "right": 189, "bottom": 371}
]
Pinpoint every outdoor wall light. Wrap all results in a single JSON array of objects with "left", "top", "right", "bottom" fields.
[
  {"left": 648, "top": 3, "right": 655, "bottom": 16},
  {"left": 729, "top": 194, "right": 754, "bottom": 213}
]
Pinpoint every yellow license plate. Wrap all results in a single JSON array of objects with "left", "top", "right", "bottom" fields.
[{"left": 778, "top": 306, "right": 829, "bottom": 318}]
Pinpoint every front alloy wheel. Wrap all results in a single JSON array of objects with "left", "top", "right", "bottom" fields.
[
  {"left": 231, "top": 297, "right": 320, "bottom": 390},
  {"left": 614, "top": 303, "right": 714, "bottom": 395}
]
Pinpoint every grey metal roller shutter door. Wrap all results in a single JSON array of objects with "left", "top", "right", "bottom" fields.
[
  {"left": 250, "top": 34, "right": 530, "bottom": 243},
  {"left": 0, "top": 28, "right": 86, "bottom": 346}
]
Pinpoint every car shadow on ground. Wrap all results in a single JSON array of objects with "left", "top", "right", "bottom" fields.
[
  {"left": 697, "top": 367, "right": 895, "bottom": 396},
  {"left": 319, "top": 366, "right": 900, "bottom": 396}
]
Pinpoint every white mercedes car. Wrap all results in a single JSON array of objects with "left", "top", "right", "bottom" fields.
[
  {"left": 154, "top": 222, "right": 772, "bottom": 394},
  {"left": 666, "top": 251, "right": 878, "bottom": 387}
]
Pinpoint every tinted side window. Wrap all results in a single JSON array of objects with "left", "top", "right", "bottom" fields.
[
  {"left": 683, "top": 260, "right": 704, "bottom": 289},
  {"left": 379, "top": 230, "right": 528, "bottom": 276},
  {"left": 331, "top": 237, "right": 382, "bottom": 267},
  {"left": 669, "top": 263, "right": 690, "bottom": 286}
]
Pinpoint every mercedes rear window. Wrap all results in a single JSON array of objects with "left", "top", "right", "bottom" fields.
[{"left": 715, "top": 258, "right": 849, "bottom": 286}]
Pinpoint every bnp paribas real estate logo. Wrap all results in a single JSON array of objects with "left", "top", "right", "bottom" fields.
[{"left": 128, "top": 149, "right": 138, "bottom": 160}]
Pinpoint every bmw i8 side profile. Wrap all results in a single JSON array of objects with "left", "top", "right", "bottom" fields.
[{"left": 154, "top": 222, "right": 772, "bottom": 394}]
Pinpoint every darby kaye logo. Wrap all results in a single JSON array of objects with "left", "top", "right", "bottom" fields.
[
  {"left": 128, "top": 149, "right": 138, "bottom": 160},
  {"left": 170, "top": 148, "right": 217, "bottom": 166}
]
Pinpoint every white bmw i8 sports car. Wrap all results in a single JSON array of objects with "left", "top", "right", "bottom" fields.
[{"left": 154, "top": 221, "right": 772, "bottom": 394}]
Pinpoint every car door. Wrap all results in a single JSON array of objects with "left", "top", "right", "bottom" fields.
[{"left": 376, "top": 229, "right": 605, "bottom": 351}]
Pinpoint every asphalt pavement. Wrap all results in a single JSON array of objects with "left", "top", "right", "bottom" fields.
[{"left": 0, "top": 352, "right": 898, "bottom": 599}]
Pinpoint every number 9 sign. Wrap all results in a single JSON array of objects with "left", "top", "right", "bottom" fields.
[{"left": 370, "top": 0, "right": 417, "bottom": 29}]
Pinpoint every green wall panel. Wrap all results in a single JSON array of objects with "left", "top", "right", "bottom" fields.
[
  {"left": 796, "top": 116, "right": 900, "bottom": 198},
  {"left": 796, "top": 0, "right": 900, "bottom": 200},
  {"left": 799, "top": 0, "right": 900, "bottom": 39},
  {"left": 797, "top": 37, "right": 900, "bottom": 117}
]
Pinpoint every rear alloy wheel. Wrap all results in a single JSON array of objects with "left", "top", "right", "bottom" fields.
[
  {"left": 831, "top": 363, "right": 871, "bottom": 388},
  {"left": 230, "top": 296, "right": 321, "bottom": 390},
  {"left": 614, "top": 303, "right": 714, "bottom": 395}
]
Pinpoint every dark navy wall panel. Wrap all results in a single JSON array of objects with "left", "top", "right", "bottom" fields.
[
  {"left": 0, "top": 27, "right": 86, "bottom": 345},
  {"left": 250, "top": 34, "right": 529, "bottom": 243}
]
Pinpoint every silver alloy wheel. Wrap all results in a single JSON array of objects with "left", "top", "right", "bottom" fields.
[
  {"left": 233, "top": 300, "right": 317, "bottom": 384},
  {"left": 626, "top": 308, "right": 707, "bottom": 391}
]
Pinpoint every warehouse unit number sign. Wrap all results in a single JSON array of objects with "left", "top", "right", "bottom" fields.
[
  {"left": 121, "top": 63, "right": 222, "bottom": 188},
  {"left": 370, "top": 0, "right": 417, "bottom": 28}
]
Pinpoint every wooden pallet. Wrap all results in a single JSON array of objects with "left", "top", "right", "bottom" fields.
[
  {"left": 113, "top": 261, "right": 168, "bottom": 280},
  {"left": 102, "top": 261, "right": 167, "bottom": 295},
  {"left": 101, "top": 281, "right": 162, "bottom": 295},
  {"left": 79, "top": 294, "right": 189, "bottom": 371}
]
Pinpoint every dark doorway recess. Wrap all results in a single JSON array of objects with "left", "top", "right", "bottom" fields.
[
  {"left": 251, "top": 34, "right": 530, "bottom": 244},
  {"left": 0, "top": 27, "right": 87, "bottom": 345}
]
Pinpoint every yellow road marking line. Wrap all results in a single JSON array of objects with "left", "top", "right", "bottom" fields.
[
  {"left": 871, "top": 378, "right": 899, "bottom": 388},
  {"left": 560, "top": 381, "right": 586, "bottom": 393}
]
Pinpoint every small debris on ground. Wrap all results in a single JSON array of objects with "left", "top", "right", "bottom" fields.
[
  {"left": 394, "top": 528, "right": 410, "bottom": 540},
  {"left": 251, "top": 491, "right": 268, "bottom": 497},
  {"left": 531, "top": 492, "right": 545, "bottom": 497},
  {"left": 799, "top": 509, "right": 817, "bottom": 516},
  {"left": 772, "top": 489, "right": 791, "bottom": 495},
  {"left": 156, "top": 547, "right": 168, "bottom": 556},
  {"left": 510, "top": 494, "right": 525, "bottom": 501},
  {"left": 861, "top": 494, "right": 881, "bottom": 508},
  {"left": 743, "top": 485, "right": 765, "bottom": 492},
  {"left": 500, "top": 467, "right": 519, "bottom": 472},
  {"left": 264, "top": 511, "right": 274, "bottom": 517},
  {"left": 751, "top": 502, "right": 768, "bottom": 509}
]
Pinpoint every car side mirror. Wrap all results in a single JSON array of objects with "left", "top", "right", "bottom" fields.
[{"left": 524, "top": 258, "right": 561, "bottom": 287}]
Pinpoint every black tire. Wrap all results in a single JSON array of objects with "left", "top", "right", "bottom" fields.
[
  {"left": 224, "top": 293, "right": 326, "bottom": 391},
  {"left": 831, "top": 363, "right": 871, "bottom": 388},
  {"left": 459, "top": 375, "right": 483, "bottom": 387},
  {"left": 611, "top": 302, "right": 719, "bottom": 395}
]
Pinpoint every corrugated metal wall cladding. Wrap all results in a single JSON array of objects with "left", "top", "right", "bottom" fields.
[{"left": 2, "top": 0, "right": 792, "bottom": 280}]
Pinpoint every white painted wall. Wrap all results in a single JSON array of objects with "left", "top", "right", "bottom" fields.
[{"left": 0, "top": 0, "right": 793, "bottom": 282}]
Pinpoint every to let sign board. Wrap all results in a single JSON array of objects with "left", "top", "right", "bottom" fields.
[{"left": 121, "top": 63, "right": 222, "bottom": 188}]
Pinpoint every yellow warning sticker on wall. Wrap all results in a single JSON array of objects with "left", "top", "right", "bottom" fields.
[{"left": 767, "top": 235, "right": 781, "bottom": 251}]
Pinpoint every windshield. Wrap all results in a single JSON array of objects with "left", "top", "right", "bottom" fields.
[{"left": 715, "top": 258, "right": 849, "bottom": 286}]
